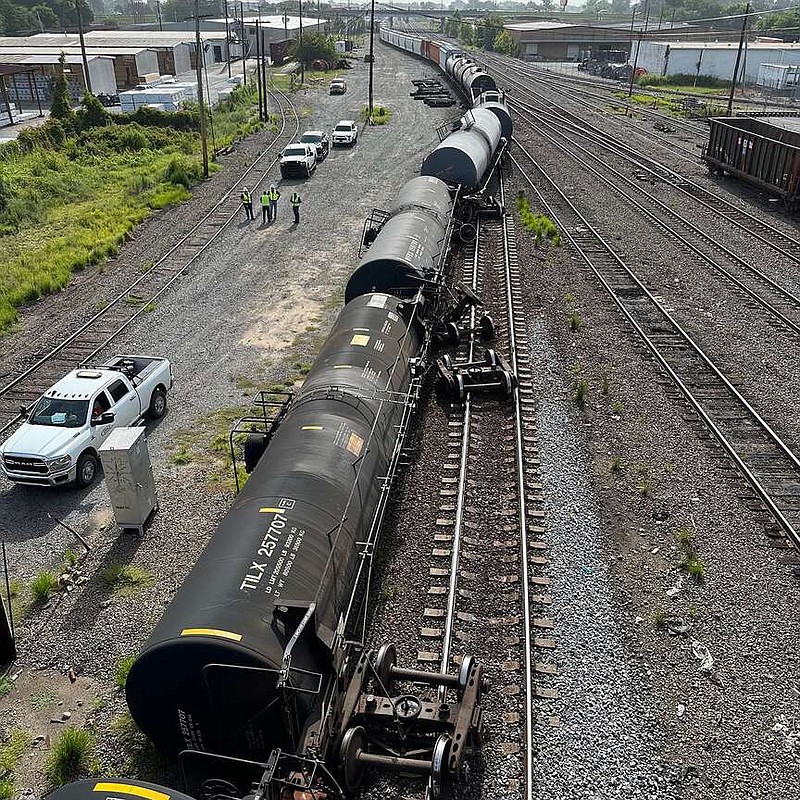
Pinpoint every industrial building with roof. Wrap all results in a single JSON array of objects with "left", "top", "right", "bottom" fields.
[
  {"left": 636, "top": 40, "right": 800, "bottom": 87},
  {"left": 0, "top": 28, "right": 230, "bottom": 105},
  {"left": 504, "top": 21, "right": 635, "bottom": 61}
]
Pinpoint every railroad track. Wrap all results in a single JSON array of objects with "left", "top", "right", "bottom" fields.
[
  {"left": 511, "top": 140, "right": 800, "bottom": 552},
  {"left": 501, "top": 86, "right": 800, "bottom": 261},
  {"left": 0, "top": 89, "right": 300, "bottom": 435},
  {"left": 407, "top": 185, "right": 555, "bottom": 799},
  {"left": 510, "top": 108, "right": 800, "bottom": 338}
]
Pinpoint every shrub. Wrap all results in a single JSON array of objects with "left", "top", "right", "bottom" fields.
[
  {"left": 0, "top": 674, "right": 12, "bottom": 698},
  {"left": 574, "top": 379, "right": 588, "bottom": 409},
  {"left": 681, "top": 556, "right": 705, "bottom": 582},
  {"left": 31, "top": 571, "right": 57, "bottom": 602},
  {"left": 102, "top": 564, "right": 153, "bottom": 597},
  {"left": 115, "top": 655, "right": 137, "bottom": 689},
  {"left": 609, "top": 455, "right": 624, "bottom": 473},
  {"left": 164, "top": 155, "right": 203, "bottom": 189},
  {"left": 516, "top": 194, "right": 560, "bottom": 245},
  {"left": 568, "top": 312, "right": 582, "bottom": 332},
  {"left": 652, "top": 608, "right": 666, "bottom": 627},
  {"left": 45, "top": 727, "right": 95, "bottom": 786}
]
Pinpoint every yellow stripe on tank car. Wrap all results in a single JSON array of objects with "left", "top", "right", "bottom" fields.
[
  {"left": 301, "top": 425, "right": 324, "bottom": 430},
  {"left": 92, "top": 782, "right": 170, "bottom": 800},
  {"left": 350, "top": 334, "right": 370, "bottom": 346},
  {"left": 259, "top": 507, "right": 283, "bottom": 513},
  {"left": 180, "top": 628, "right": 242, "bottom": 642}
]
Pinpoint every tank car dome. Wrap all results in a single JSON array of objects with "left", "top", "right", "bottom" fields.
[{"left": 45, "top": 779, "right": 196, "bottom": 800}]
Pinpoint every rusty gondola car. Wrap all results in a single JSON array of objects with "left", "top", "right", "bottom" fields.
[{"left": 704, "top": 116, "right": 800, "bottom": 211}]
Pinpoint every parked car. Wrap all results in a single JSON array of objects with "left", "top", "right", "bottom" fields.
[
  {"left": 0, "top": 355, "right": 172, "bottom": 488},
  {"left": 329, "top": 78, "right": 347, "bottom": 95},
  {"left": 279, "top": 143, "right": 318, "bottom": 178},
  {"left": 332, "top": 119, "right": 358, "bottom": 147},
  {"left": 299, "top": 130, "right": 330, "bottom": 161}
]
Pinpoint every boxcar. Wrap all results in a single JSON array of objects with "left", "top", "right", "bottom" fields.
[{"left": 704, "top": 116, "right": 800, "bottom": 210}]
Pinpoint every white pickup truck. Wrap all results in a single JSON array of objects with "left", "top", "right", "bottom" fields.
[{"left": 0, "top": 355, "right": 172, "bottom": 488}]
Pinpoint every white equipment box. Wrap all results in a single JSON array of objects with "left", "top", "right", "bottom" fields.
[{"left": 98, "top": 427, "right": 158, "bottom": 534}]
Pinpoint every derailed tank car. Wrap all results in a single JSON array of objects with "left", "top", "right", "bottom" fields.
[
  {"left": 47, "top": 780, "right": 195, "bottom": 800},
  {"left": 345, "top": 175, "right": 453, "bottom": 302},
  {"left": 126, "top": 292, "right": 424, "bottom": 759},
  {"left": 421, "top": 107, "right": 504, "bottom": 192}
]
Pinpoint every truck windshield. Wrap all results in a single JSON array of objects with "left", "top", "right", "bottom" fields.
[
  {"left": 284, "top": 147, "right": 307, "bottom": 157},
  {"left": 335, "top": 125, "right": 352, "bottom": 132},
  {"left": 300, "top": 134, "right": 321, "bottom": 143},
  {"left": 29, "top": 397, "right": 89, "bottom": 428}
]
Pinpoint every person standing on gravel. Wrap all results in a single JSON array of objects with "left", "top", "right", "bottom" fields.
[
  {"left": 241, "top": 187, "right": 254, "bottom": 220},
  {"left": 268, "top": 185, "right": 281, "bottom": 222},
  {"left": 290, "top": 191, "right": 301, "bottom": 225},
  {"left": 260, "top": 190, "right": 270, "bottom": 224}
]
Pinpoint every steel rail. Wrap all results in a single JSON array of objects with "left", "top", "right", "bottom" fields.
[
  {"left": 0, "top": 89, "right": 300, "bottom": 435},
  {"left": 437, "top": 225, "right": 478, "bottom": 693},
  {"left": 511, "top": 140, "right": 800, "bottom": 550},
  {"left": 512, "top": 113, "right": 800, "bottom": 336},
  {"left": 497, "top": 179, "right": 535, "bottom": 800},
  {"left": 496, "top": 56, "right": 710, "bottom": 137},
  {"left": 507, "top": 93, "right": 800, "bottom": 262},
  {"left": 488, "top": 60, "right": 702, "bottom": 165}
]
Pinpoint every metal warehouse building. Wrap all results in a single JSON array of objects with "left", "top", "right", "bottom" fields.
[
  {"left": 637, "top": 41, "right": 800, "bottom": 84},
  {"left": 504, "top": 21, "right": 633, "bottom": 61}
]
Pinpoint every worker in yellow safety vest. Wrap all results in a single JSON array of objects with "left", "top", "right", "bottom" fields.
[
  {"left": 291, "top": 192, "right": 301, "bottom": 225},
  {"left": 241, "top": 187, "right": 254, "bottom": 220},
  {"left": 268, "top": 185, "right": 281, "bottom": 222},
  {"left": 260, "top": 190, "right": 270, "bottom": 224}
]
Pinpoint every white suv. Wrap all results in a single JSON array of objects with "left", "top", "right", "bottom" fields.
[{"left": 332, "top": 119, "right": 358, "bottom": 147}]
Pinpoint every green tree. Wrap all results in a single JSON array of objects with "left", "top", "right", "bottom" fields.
[
  {"left": 50, "top": 52, "right": 74, "bottom": 122},
  {"left": 289, "top": 32, "right": 337, "bottom": 67},
  {"left": 76, "top": 91, "right": 109, "bottom": 129},
  {"left": 459, "top": 21, "right": 474, "bottom": 45},
  {"left": 481, "top": 13, "right": 506, "bottom": 50},
  {"left": 493, "top": 29, "right": 516, "bottom": 56}
]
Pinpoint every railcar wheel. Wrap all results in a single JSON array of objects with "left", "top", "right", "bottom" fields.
[
  {"left": 443, "top": 322, "right": 460, "bottom": 346},
  {"left": 459, "top": 222, "right": 476, "bottom": 243},
  {"left": 457, "top": 654, "right": 476, "bottom": 699},
  {"left": 374, "top": 643, "right": 397, "bottom": 690},
  {"left": 453, "top": 373, "right": 467, "bottom": 405},
  {"left": 429, "top": 735, "right": 452, "bottom": 800},
  {"left": 499, "top": 370, "right": 515, "bottom": 400},
  {"left": 339, "top": 726, "right": 367, "bottom": 793},
  {"left": 483, "top": 349, "right": 499, "bottom": 367},
  {"left": 440, "top": 354, "right": 453, "bottom": 371},
  {"left": 479, "top": 314, "right": 495, "bottom": 340}
]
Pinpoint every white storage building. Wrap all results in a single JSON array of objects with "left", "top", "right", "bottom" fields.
[{"left": 636, "top": 40, "right": 800, "bottom": 85}]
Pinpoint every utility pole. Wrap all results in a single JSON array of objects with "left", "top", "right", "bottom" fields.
[
  {"left": 74, "top": 0, "right": 92, "bottom": 94},
  {"left": 727, "top": 2, "right": 750, "bottom": 116},
  {"left": 240, "top": 2, "right": 247, "bottom": 86},
  {"left": 223, "top": 0, "right": 231, "bottom": 78},
  {"left": 627, "top": 0, "right": 649, "bottom": 99},
  {"left": 194, "top": 0, "right": 209, "bottom": 179},
  {"left": 255, "top": 18, "right": 264, "bottom": 121},
  {"left": 156, "top": 0, "right": 163, "bottom": 31},
  {"left": 367, "top": 0, "right": 375, "bottom": 122},
  {"left": 298, "top": 0, "right": 305, "bottom": 86},
  {"left": 261, "top": 24, "right": 268, "bottom": 118}
]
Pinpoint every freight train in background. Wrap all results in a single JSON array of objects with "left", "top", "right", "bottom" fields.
[{"left": 47, "top": 30, "right": 513, "bottom": 800}]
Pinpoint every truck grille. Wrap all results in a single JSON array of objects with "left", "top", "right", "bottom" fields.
[{"left": 3, "top": 455, "right": 48, "bottom": 473}]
